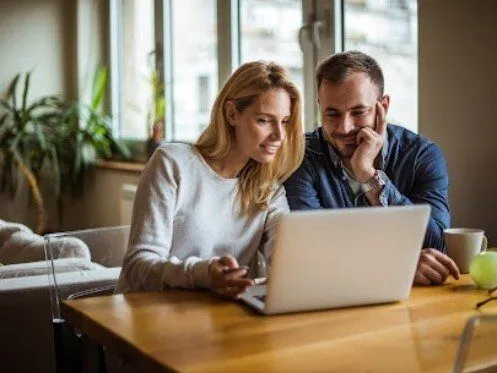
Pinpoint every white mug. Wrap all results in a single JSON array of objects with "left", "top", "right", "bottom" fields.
[{"left": 443, "top": 228, "right": 487, "bottom": 274}]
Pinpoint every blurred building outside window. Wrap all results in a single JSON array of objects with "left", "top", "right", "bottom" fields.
[
  {"left": 344, "top": 0, "right": 418, "bottom": 132},
  {"left": 111, "top": 0, "right": 418, "bottom": 149}
]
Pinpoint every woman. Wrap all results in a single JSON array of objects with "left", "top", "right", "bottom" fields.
[{"left": 115, "top": 61, "right": 304, "bottom": 299}]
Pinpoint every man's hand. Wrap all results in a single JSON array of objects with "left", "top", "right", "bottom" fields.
[
  {"left": 414, "top": 248, "right": 461, "bottom": 285},
  {"left": 209, "top": 255, "right": 254, "bottom": 299},
  {"left": 350, "top": 102, "right": 387, "bottom": 183}
]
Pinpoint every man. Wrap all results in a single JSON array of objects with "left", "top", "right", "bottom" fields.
[{"left": 284, "top": 51, "right": 460, "bottom": 286}]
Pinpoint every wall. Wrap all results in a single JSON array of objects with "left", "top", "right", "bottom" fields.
[
  {"left": 0, "top": 0, "right": 77, "bottom": 230},
  {"left": 419, "top": 0, "right": 497, "bottom": 246},
  {"left": 62, "top": 168, "right": 141, "bottom": 231},
  {"left": 0, "top": 0, "right": 111, "bottom": 232},
  {"left": 0, "top": 0, "right": 76, "bottom": 99}
]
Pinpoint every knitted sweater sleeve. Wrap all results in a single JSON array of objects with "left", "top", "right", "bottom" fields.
[{"left": 117, "top": 148, "right": 214, "bottom": 293}]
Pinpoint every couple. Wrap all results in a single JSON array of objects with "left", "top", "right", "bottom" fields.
[{"left": 116, "top": 51, "right": 460, "bottom": 299}]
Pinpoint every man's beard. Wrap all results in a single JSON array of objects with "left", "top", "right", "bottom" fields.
[
  {"left": 330, "top": 130, "right": 360, "bottom": 159},
  {"left": 334, "top": 143, "right": 356, "bottom": 159}
]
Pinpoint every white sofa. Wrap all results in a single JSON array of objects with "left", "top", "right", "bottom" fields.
[{"left": 0, "top": 220, "right": 129, "bottom": 373}]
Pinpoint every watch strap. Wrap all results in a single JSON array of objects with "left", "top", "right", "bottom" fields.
[{"left": 360, "top": 170, "right": 387, "bottom": 193}]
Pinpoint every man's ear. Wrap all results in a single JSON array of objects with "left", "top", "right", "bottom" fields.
[
  {"left": 381, "top": 94, "right": 390, "bottom": 116},
  {"left": 225, "top": 101, "right": 238, "bottom": 127}
]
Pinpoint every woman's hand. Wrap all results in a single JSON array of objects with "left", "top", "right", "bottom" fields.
[{"left": 209, "top": 255, "right": 254, "bottom": 299}]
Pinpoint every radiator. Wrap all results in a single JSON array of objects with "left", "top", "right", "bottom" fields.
[{"left": 120, "top": 184, "right": 137, "bottom": 225}]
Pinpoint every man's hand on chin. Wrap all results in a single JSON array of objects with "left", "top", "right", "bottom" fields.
[
  {"left": 349, "top": 102, "right": 387, "bottom": 183},
  {"left": 414, "top": 248, "right": 461, "bottom": 286}
]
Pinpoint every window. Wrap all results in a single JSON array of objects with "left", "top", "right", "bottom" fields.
[
  {"left": 239, "top": 0, "right": 304, "bottom": 95},
  {"left": 198, "top": 75, "right": 211, "bottom": 114},
  {"left": 111, "top": 0, "right": 156, "bottom": 140},
  {"left": 170, "top": 0, "right": 218, "bottom": 142},
  {"left": 109, "top": 0, "right": 419, "bottom": 148},
  {"left": 343, "top": 0, "right": 418, "bottom": 132}
]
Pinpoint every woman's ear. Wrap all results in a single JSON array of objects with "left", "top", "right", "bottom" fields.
[{"left": 225, "top": 101, "right": 238, "bottom": 127}]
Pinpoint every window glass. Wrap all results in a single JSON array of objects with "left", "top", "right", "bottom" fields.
[
  {"left": 112, "top": 1, "right": 419, "bottom": 143},
  {"left": 239, "top": 0, "right": 304, "bottom": 102},
  {"left": 171, "top": 0, "right": 218, "bottom": 142},
  {"left": 344, "top": 0, "right": 418, "bottom": 132},
  {"left": 120, "top": 0, "right": 155, "bottom": 140}
]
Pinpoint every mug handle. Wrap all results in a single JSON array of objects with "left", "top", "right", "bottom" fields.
[{"left": 481, "top": 235, "right": 488, "bottom": 252}]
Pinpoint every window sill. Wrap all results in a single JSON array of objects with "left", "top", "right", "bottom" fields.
[{"left": 95, "top": 160, "right": 146, "bottom": 173}]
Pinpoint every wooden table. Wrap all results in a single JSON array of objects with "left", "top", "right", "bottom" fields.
[{"left": 62, "top": 275, "right": 497, "bottom": 373}]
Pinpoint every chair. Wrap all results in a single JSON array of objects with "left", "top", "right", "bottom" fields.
[
  {"left": 453, "top": 314, "right": 497, "bottom": 373},
  {"left": 44, "top": 225, "right": 130, "bottom": 373}
]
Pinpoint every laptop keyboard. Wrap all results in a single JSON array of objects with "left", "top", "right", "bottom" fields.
[{"left": 255, "top": 294, "right": 266, "bottom": 303}]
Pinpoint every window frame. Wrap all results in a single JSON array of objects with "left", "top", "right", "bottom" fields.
[
  {"left": 109, "top": 0, "right": 339, "bottom": 146},
  {"left": 108, "top": 0, "right": 416, "bottom": 151}
]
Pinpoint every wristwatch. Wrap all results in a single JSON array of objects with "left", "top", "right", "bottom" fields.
[{"left": 360, "top": 170, "right": 388, "bottom": 193}]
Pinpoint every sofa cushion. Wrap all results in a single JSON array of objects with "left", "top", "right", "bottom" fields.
[
  {"left": 45, "top": 236, "right": 92, "bottom": 261},
  {"left": 0, "top": 219, "right": 33, "bottom": 243},
  {"left": 0, "top": 230, "right": 91, "bottom": 265},
  {"left": 0, "top": 258, "right": 105, "bottom": 279}
]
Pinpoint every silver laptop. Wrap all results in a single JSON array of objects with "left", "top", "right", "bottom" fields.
[{"left": 240, "top": 205, "right": 431, "bottom": 315}]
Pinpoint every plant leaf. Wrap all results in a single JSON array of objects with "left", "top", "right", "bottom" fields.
[
  {"left": 6, "top": 73, "right": 20, "bottom": 109},
  {"left": 0, "top": 113, "right": 8, "bottom": 128},
  {"left": 90, "top": 67, "right": 108, "bottom": 111},
  {"left": 72, "top": 131, "right": 82, "bottom": 182},
  {"left": 49, "top": 145, "right": 61, "bottom": 198},
  {"left": 34, "top": 119, "right": 47, "bottom": 150},
  {"left": 22, "top": 71, "right": 31, "bottom": 111},
  {"left": 113, "top": 139, "right": 131, "bottom": 159},
  {"left": 0, "top": 99, "right": 13, "bottom": 112},
  {"left": 26, "top": 95, "right": 61, "bottom": 112},
  {"left": 9, "top": 130, "right": 24, "bottom": 151}
]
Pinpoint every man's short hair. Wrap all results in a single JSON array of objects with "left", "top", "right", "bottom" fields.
[{"left": 316, "top": 51, "right": 384, "bottom": 96}]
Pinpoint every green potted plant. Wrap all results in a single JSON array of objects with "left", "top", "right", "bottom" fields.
[
  {"left": 0, "top": 68, "right": 130, "bottom": 233},
  {"left": 0, "top": 72, "right": 65, "bottom": 233},
  {"left": 61, "top": 67, "right": 130, "bottom": 196}
]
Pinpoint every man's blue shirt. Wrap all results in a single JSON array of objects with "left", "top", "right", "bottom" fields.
[{"left": 284, "top": 124, "right": 450, "bottom": 250}]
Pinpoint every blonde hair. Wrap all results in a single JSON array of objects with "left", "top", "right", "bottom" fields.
[{"left": 195, "top": 61, "right": 304, "bottom": 216}]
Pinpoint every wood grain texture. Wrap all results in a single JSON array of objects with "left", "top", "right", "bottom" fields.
[{"left": 62, "top": 274, "right": 497, "bottom": 372}]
